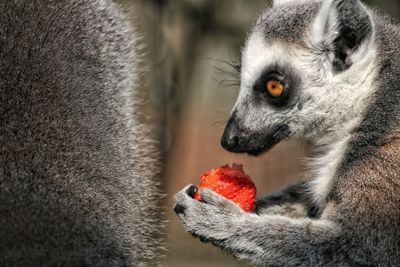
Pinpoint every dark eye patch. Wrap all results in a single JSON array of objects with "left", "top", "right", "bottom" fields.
[{"left": 252, "top": 63, "right": 301, "bottom": 108}]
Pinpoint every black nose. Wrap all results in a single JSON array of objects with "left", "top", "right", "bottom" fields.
[{"left": 221, "top": 117, "right": 241, "bottom": 152}]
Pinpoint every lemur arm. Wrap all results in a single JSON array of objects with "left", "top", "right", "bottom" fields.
[
  {"left": 174, "top": 187, "right": 345, "bottom": 267},
  {"left": 255, "top": 181, "right": 319, "bottom": 218}
]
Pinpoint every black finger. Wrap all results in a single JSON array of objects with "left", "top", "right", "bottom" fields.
[
  {"left": 174, "top": 204, "right": 186, "bottom": 215},
  {"left": 186, "top": 185, "right": 198, "bottom": 198}
]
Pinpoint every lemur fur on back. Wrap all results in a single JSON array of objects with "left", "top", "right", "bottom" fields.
[{"left": 0, "top": 1, "right": 162, "bottom": 266}]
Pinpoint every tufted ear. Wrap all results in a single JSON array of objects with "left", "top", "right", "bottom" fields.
[{"left": 313, "top": 0, "right": 374, "bottom": 71}]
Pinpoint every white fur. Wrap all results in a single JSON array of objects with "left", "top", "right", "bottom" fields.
[
  {"left": 306, "top": 52, "right": 379, "bottom": 206},
  {"left": 240, "top": 32, "right": 291, "bottom": 96},
  {"left": 273, "top": 0, "right": 311, "bottom": 7},
  {"left": 307, "top": 135, "right": 352, "bottom": 206},
  {"left": 299, "top": 41, "right": 378, "bottom": 205},
  {"left": 312, "top": 0, "right": 339, "bottom": 46}
]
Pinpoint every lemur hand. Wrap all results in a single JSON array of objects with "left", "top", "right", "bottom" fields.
[{"left": 174, "top": 185, "right": 255, "bottom": 246}]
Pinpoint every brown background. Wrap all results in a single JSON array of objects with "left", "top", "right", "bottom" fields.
[{"left": 119, "top": 1, "right": 400, "bottom": 266}]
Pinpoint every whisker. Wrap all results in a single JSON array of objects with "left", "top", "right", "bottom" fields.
[{"left": 205, "top": 57, "right": 241, "bottom": 89}]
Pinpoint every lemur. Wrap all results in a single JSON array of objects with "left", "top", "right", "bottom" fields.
[
  {"left": 175, "top": 0, "right": 400, "bottom": 266},
  {"left": 0, "top": 1, "right": 162, "bottom": 266}
]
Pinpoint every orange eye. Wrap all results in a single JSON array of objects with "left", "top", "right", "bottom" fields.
[{"left": 266, "top": 80, "right": 285, "bottom": 98}]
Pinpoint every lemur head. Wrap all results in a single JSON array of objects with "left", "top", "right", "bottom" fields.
[{"left": 222, "top": 0, "right": 378, "bottom": 156}]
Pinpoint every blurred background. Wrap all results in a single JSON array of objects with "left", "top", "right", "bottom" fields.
[{"left": 119, "top": 1, "right": 400, "bottom": 266}]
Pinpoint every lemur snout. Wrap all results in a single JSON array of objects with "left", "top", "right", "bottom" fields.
[
  {"left": 221, "top": 117, "right": 241, "bottom": 152},
  {"left": 221, "top": 114, "right": 291, "bottom": 156}
]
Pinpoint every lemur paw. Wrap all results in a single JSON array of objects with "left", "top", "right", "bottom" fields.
[{"left": 174, "top": 185, "right": 249, "bottom": 245}]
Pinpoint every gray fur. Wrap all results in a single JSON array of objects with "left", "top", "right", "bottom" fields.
[
  {"left": 0, "top": 1, "right": 162, "bottom": 266},
  {"left": 175, "top": 0, "right": 400, "bottom": 266},
  {"left": 255, "top": 1, "right": 320, "bottom": 44}
]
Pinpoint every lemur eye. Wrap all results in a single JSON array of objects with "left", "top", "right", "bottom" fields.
[{"left": 266, "top": 79, "right": 285, "bottom": 98}]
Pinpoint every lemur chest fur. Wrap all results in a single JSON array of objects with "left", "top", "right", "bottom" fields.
[{"left": 308, "top": 56, "right": 380, "bottom": 208}]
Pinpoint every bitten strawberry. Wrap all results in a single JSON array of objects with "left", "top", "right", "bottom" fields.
[{"left": 194, "top": 163, "right": 256, "bottom": 212}]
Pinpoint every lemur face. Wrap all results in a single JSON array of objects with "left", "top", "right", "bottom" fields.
[{"left": 222, "top": 0, "right": 377, "bottom": 156}]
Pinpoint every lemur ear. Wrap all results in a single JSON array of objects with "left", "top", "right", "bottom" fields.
[{"left": 313, "top": 0, "right": 374, "bottom": 71}]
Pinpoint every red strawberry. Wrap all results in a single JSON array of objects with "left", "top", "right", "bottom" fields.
[{"left": 194, "top": 163, "right": 256, "bottom": 212}]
